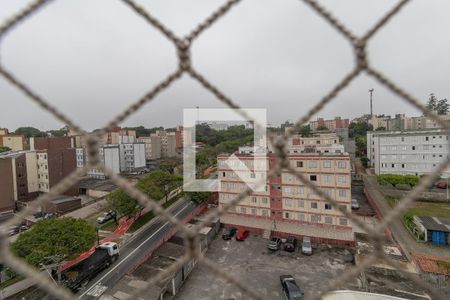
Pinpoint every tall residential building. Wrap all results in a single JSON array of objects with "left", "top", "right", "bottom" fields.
[
  {"left": 0, "top": 151, "right": 39, "bottom": 215},
  {"left": 31, "top": 137, "right": 78, "bottom": 196},
  {"left": 77, "top": 142, "right": 146, "bottom": 179},
  {"left": 152, "top": 130, "right": 177, "bottom": 158},
  {"left": 218, "top": 152, "right": 354, "bottom": 246},
  {"left": 309, "top": 117, "right": 349, "bottom": 132},
  {"left": 367, "top": 129, "right": 450, "bottom": 176},
  {"left": 137, "top": 136, "right": 162, "bottom": 160}
]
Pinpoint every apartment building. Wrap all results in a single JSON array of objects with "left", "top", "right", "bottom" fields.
[
  {"left": 218, "top": 152, "right": 354, "bottom": 246},
  {"left": 310, "top": 117, "right": 349, "bottom": 132},
  {"left": 0, "top": 128, "right": 25, "bottom": 151},
  {"left": 136, "top": 136, "right": 162, "bottom": 160},
  {"left": 77, "top": 142, "right": 146, "bottom": 179},
  {"left": 31, "top": 137, "right": 78, "bottom": 196},
  {"left": 367, "top": 129, "right": 450, "bottom": 176},
  {"left": 152, "top": 130, "right": 177, "bottom": 158},
  {"left": 0, "top": 151, "right": 39, "bottom": 214}
]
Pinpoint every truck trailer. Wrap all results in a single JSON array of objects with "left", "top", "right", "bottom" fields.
[{"left": 63, "top": 242, "right": 119, "bottom": 292}]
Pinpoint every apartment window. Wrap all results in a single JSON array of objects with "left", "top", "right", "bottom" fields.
[
  {"left": 339, "top": 218, "right": 348, "bottom": 226},
  {"left": 283, "top": 186, "right": 292, "bottom": 194},
  {"left": 325, "top": 203, "right": 332, "bottom": 210},
  {"left": 222, "top": 172, "right": 226, "bottom": 177},
  {"left": 311, "top": 214, "right": 321, "bottom": 223},
  {"left": 251, "top": 208, "right": 257, "bottom": 215},
  {"left": 324, "top": 216, "right": 333, "bottom": 224},
  {"left": 296, "top": 161, "right": 303, "bottom": 168},
  {"left": 284, "top": 212, "right": 291, "bottom": 219},
  {"left": 401, "top": 137, "right": 404, "bottom": 142},
  {"left": 251, "top": 196, "right": 257, "bottom": 204},
  {"left": 402, "top": 164, "right": 405, "bottom": 168},
  {"left": 240, "top": 207, "right": 247, "bottom": 214},
  {"left": 309, "top": 161, "right": 317, "bottom": 168},
  {"left": 228, "top": 206, "right": 236, "bottom": 212},
  {"left": 412, "top": 146, "right": 416, "bottom": 150},
  {"left": 311, "top": 202, "right": 318, "bottom": 209},
  {"left": 45, "top": 165, "right": 48, "bottom": 170},
  {"left": 425, "top": 136, "right": 429, "bottom": 141},
  {"left": 310, "top": 175, "right": 317, "bottom": 181},
  {"left": 337, "top": 161, "right": 346, "bottom": 169},
  {"left": 250, "top": 173, "right": 256, "bottom": 179},
  {"left": 337, "top": 176, "right": 346, "bottom": 184},
  {"left": 295, "top": 187, "right": 304, "bottom": 195},
  {"left": 297, "top": 213, "right": 305, "bottom": 221},
  {"left": 284, "top": 199, "right": 292, "bottom": 207},
  {"left": 323, "top": 160, "right": 331, "bottom": 168},
  {"left": 391, "top": 164, "right": 395, "bottom": 168},
  {"left": 324, "top": 175, "right": 332, "bottom": 183},
  {"left": 261, "top": 197, "right": 268, "bottom": 205},
  {"left": 262, "top": 209, "right": 269, "bottom": 217},
  {"left": 297, "top": 200, "right": 304, "bottom": 208},
  {"left": 339, "top": 204, "right": 347, "bottom": 211}
]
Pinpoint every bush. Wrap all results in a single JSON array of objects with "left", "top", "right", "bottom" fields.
[
  {"left": 395, "top": 183, "right": 412, "bottom": 191},
  {"left": 360, "top": 157, "right": 369, "bottom": 168},
  {"left": 377, "top": 174, "right": 419, "bottom": 187}
]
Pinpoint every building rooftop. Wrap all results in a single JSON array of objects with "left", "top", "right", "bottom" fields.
[
  {"left": 416, "top": 216, "right": 450, "bottom": 232},
  {"left": 368, "top": 128, "right": 447, "bottom": 136},
  {"left": 78, "top": 177, "right": 118, "bottom": 192}
]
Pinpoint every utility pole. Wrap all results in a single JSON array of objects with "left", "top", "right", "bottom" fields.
[{"left": 369, "top": 89, "right": 374, "bottom": 119}]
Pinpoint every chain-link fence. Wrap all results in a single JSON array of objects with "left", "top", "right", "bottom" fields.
[{"left": 1, "top": 0, "right": 450, "bottom": 299}]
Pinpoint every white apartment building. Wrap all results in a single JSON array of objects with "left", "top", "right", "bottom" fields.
[
  {"left": 367, "top": 129, "right": 450, "bottom": 176},
  {"left": 267, "top": 134, "right": 344, "bottom": 154},
  {"left": 37, "top": 151, "right": 50, "bottom": 192},
  {"left": 77, "top": 142, "right": 146, "bottom": 179}
]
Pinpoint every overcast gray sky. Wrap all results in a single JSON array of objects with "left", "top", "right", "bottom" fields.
[{"left": 1, "top": 0, "right": 449, "bottom": 131}]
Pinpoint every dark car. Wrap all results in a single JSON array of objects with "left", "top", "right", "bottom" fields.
[
  {"left": 284, "top": 236, "right": 297, "bottom": 252},
  {"left": 436, "top": 180, "right": 448, "bottom": 189},
  {"left": 280, "top": 275, "right": 304, "bottom": 300},
  {"left": 235, "top": 229, "right": 249, "bottom": 241},
  {"left": 222, "top": 227, "right": 237, "bottom": 240},
  {"left": 267, "top": 237, "right": 282, "bottom": 251}
]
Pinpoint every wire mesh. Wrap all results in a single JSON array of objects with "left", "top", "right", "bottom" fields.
[{"left": 1, "top": 0, "right": 450, "bottom": 299}]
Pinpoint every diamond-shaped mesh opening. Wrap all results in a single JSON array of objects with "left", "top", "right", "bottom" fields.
[{"left": 1, "top": 0, "right": 449, "bottom": 299}]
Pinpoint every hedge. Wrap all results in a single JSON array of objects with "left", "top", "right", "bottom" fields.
[{"left": 377, "top": 174, "right": 419, "bottom": 187}]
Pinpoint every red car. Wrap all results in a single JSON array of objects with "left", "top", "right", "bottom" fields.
[
  {"left": 235, "top": 229, "right": 249, "bottom": 241},
  {"left": 436, "top": 180, "right": 448, "bottom": 189}
]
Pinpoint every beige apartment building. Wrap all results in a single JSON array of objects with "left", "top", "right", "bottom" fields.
[
  {"left": 0, "top": 135, "right": 25, "bottom": 151},
  {"left": 152, "top": 130, "right": 177, "bottom": 158},
  {"left": 218, "top": 151, "right": 354, "bottom": 246},
  {"left": 309, "top": 117, "right": 349, "bottom": 132},
  {"left": 136, "top": 136, "right": 162, "bottom": 160}
]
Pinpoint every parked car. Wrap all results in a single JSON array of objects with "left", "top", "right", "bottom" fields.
[
  {"left": 301, "top": 236, "right": 312, "bottom": 255},
  {"left": 280, "top": 275, "right": 304, "bottom": 300},
  {"left": 435, "top": 180, "right": 448, "bottom": 189},
  {"left": 97, "top": 211, "right": 116, "bottom": 224},
  {"left": 267, "top": 237, "right": 282, "bottom": 251},
  {"left": 8, "top": 224, "right": 29, "bottom": 236},
  {"left": 284, "top": 236, "right": 297, "bottom": 252},
  {"left": 351, "top": 198, "right": 360, "bottom": 210},
  {"left": 222, "top": 227, "right": 237, "bottom": 240},
  {"left": 235, "top": 229, "right": 249, "bottom": 241}
]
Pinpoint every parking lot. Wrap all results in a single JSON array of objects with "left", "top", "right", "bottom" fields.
[{"left": 175, "top": 232, "right": 356, "bottom": 300}]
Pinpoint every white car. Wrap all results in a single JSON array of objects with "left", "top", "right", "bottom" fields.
[{"left": 351, "top": 199, "right": 360, "bottom": 210}]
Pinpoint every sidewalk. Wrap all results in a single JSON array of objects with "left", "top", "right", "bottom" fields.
[{"left": 364, "top": 174, "right": 450, "bottom": 259}]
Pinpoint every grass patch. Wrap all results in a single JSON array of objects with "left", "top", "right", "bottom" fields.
[
  {"left": 404, "top": 201, "right": 450, "bottom": 219},
  {"left": 0, "top": 275, "right": 23, "bottom": 289},
  {"left": 128, "top": 194, "right": 184, "bottom": 233},
  {"left": 437, "top": 261, "right": 450, "bottom": 274}
]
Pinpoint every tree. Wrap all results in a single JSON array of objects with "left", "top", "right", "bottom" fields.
[
  {"left": 348, "top": 122, "right": 373, "bottom": 138},
  {"left": 436, "top": 98, "right": 449, "bottom": 115},
  {"left": 14, "top": 127, "right": 46, "bottom": 139},
  {"left": 0, "top": 146, "right": 11, "bottom": 153},
  {"left": 11, "top": 218, "right": 96, "bottom": 267},
  {"left": 375, "top": 127, "right": 386, "bottom": 131},
  {"left": 184, "top": 192, "right": 211, "bottom": 204},
  {"left": 355, "top": 135, "right": 367, "bottom": 157},
  {"left": 316, "top": 125, "right": 329, "bottom": 131},
  {"left": 298, "top": 125, "right": 312, "bottom": 137},
  {"left": 427, "top": 93, "right": 438, "bottom": 112},
  {"left": 107, "top": 189, "right": 139, "bottom": 217},
  {"left": 140, "top": 171, "right": 183, "bottom": 202},
  {"left": 426, "top": 93, "right": 449, "bottom": 115}
]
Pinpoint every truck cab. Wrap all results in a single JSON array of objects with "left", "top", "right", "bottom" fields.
[{"left": 99, "top": 242, "right": 120, "bottom": 259}]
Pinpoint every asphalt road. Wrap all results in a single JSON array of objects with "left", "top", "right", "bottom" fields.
[{"left": 78, "top": 199, "right": 196, "bottom": 298}]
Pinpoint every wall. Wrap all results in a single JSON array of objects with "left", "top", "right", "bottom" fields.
[
  {"left": 0, "top": 158, "right": 15, "bottom": 215},
  {"left": 1, "top": 135, "right": 24, "bottom": 151},
  {"left": 25, "top": 152, "right": 38, "bottom": 194}
]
